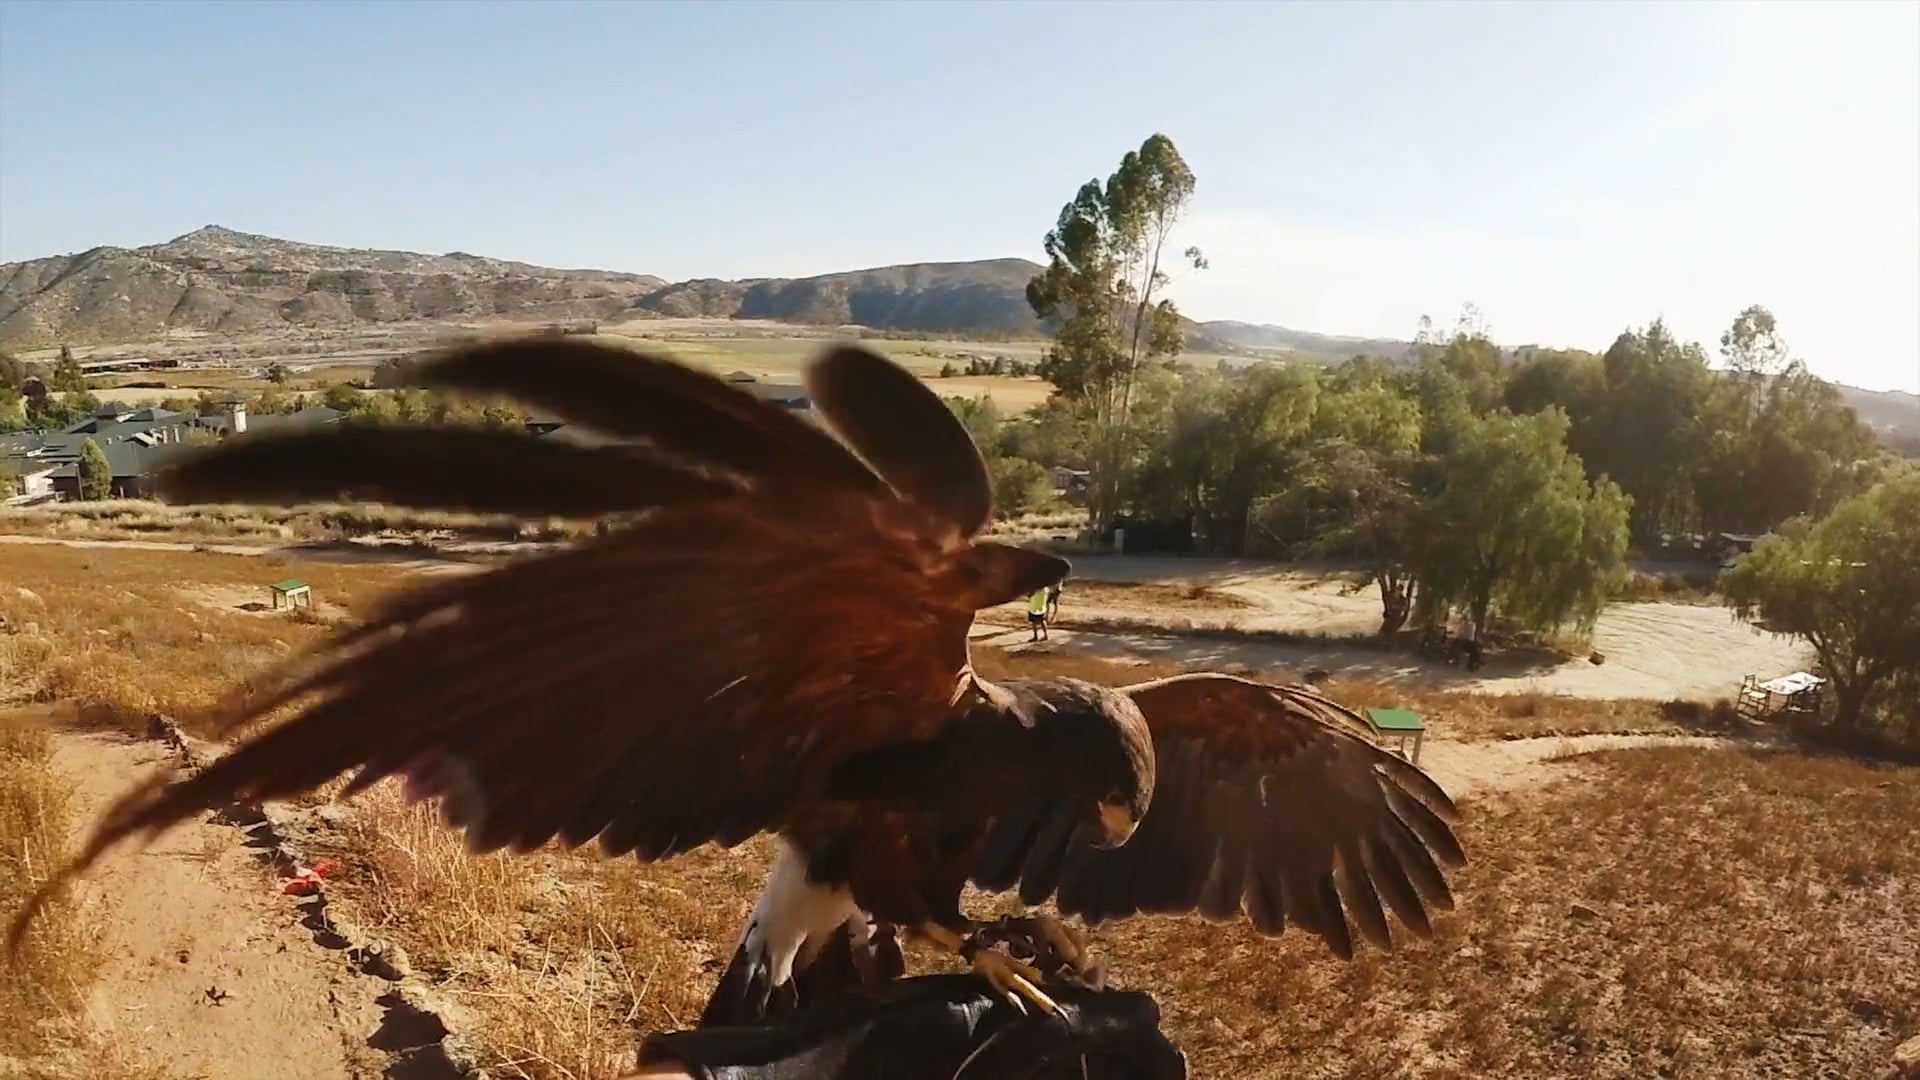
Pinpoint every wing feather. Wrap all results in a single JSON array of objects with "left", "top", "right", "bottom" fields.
[
  {"left": 153, "top": 424, "right": 733, "bottom": 516},
  {"left": 970, "top": 672, "right": 1466, "bottom": 958},
  {"left": 805, "top": 345, "right": 994, "bottom": 538},
  {"left": 8, "top": 490, "right": 980, "bottom": 955},
  {"left": 412, "top": 336, "right": 883, "bottom": 496}
]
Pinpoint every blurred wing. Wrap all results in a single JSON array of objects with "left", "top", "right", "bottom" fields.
[
  {"left": 9, "top": 333, "right": 1066, "bottom": 956},
  {"left": 804, "top": 345, "right": 993, "bottom": 539},
  {"left": 155, "top": 424, "right": 735, "bottom": 517},
  {"left": 972, "top": 674, "right": 1465, "bottom": 959},
  {"left": 412, "top": 335, "right": 884, "bottom": 497}
]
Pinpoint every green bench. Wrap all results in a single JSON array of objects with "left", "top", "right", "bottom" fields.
[
  {"left": 1364, "top": 706, "right": 1427, "bottom": 765},
  {"left": 269, "top": 578, "right": 312, "bottom": 611}
]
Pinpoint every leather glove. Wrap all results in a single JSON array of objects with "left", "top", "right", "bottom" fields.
[{"left": 635, "top": 973, "right": 1186, "bottom": 1080}]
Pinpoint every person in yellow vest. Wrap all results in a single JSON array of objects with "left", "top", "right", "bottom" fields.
[{"left": 1027, "top": 585, "right": 1051, "bottom": 641}]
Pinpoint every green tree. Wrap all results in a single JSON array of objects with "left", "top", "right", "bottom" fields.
[
  {"left": 264, "top": 362, "right": 291, "bottom": 385},
  {"left": 322, "top": 384, "right": 368, "bottom": 413},
  {"left": 998, "top": 399, "right": 1091, "bottom": 472},
  {"left": 1291, "top": 441, "right": 1428, "bottom": 634},
  {"left": 0, "top": 385, "right": 27, "bottom": 433},
  {"left": 989, "top": 456, "right": 1056, "bottom": 519},
  {"left": 77, "top": 438, "right": 113, "bottom": 500},
  {"left": 1132, "top": 367, "right": 1316, "bottom": 554},
  {"left": 1588, "top": 321, "right": 1713, "bottom": 541},
  {"left": 50, "top": 346, "right": 86, "bottom": 393},
  {"left": 1027, "top": 133, "right": 1205, "bottom": 527},
  {"left": 1417, "top": 409, "right": 1631, "bottom": 641},
  {"left": 942, "top": 395, "right": 1002, "bottom": 459},
  {"left": 1721, "top": 474, "right": 1920, "bottom": 732},
  {"left": 0, "top": 351, "right": 35, "bottom": 391}
]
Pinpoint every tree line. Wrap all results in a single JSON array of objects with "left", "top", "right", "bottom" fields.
[{"left": 975, "top": 133, "right": 1909, "bottom": 659}]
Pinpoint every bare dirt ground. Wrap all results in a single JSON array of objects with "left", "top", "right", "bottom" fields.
[
  {"left": 985, "top": 554, "right": 1810, "bottom": 702},
  {"left": 15, "top": 715, "right": 477, "bottom": 1080},
  {"left": 37, "top": 726, "right": 388, "bottom": 1079}
]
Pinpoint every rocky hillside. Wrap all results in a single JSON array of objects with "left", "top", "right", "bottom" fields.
[
  {"left": 635, "top": 258, "right": 1048, "bottom": 335},
  {"left": 0, "top": 227, "right": 666, "bottom": 348}
]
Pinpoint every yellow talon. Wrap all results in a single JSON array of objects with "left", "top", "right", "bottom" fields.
[
  {"left": 971, "top": 946, "right": 1061, "bottom": 1016},
  {"left": 915, "top": 921, "right": 1063, "bottom": 1016}
]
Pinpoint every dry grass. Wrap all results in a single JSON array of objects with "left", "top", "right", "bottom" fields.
[
  {"left": 1029, "top": 744, "right": 1920, "bottom": 1078},
  {"left": 324, "top": 785, "right": 768, "bottom": 1079},
  {"left": 0, "top": 710, "right": 187, "bottom": 1079},
  {"left": 0, "top": 544, "right": 408, "bottom": 733},
  {"left": 0, "top": 499, "right": 588, "bottom": 546},
  {"left": 313, "top": 736, "right": 1919, "bottom": 1079},
  {"left": 0, "top": 711, "right": 98, "bottom": 1059}
]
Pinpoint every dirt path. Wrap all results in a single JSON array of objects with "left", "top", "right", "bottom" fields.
[
  {"left": 1414, "top": 732, "right": 1729, "bottom": 800},
  {"left": 983, "top": 599, "right": 1804, "bottom": 703},
  {"left": 35, "top": 721, "right": 473, "bottom": 1080}
]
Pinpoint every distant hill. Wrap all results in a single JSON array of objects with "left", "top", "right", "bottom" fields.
[
  {"left": 634, "top": 258, "right": 1047, "bottom": 335},
  {"left": 0, "top": 226, "right": 666, "bottom": 348},
  {"left": 2, "top": 226, "right": 1910, "bottom": 442},
  {"left": 1195, "top": 319, "right": 1411, "bottom": 361}
]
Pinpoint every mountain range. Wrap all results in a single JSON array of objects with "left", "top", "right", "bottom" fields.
[{"left": 1, "top": 226, "right": 1912, "bottom": 436}]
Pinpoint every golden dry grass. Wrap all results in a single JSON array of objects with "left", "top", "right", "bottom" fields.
[
  {"left": 1050, "top": 745, "right": 1920, "bottom": 1078},
  {"left": 0, "top": 711, "right": 97, "bottom": 1058},
  {"left": 0, "top": 710, "right": 188, "bottom": 1079},
  {"left": 0, "top": 545, "right": 408, "bottom": 732},
  {"left": 0, "top": 499, "right": 588, "bottom": 546},
  {"left": 315, "top": 739, "right": 1920, "bottom": 1079}
]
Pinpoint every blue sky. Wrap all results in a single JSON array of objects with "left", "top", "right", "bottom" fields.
[{"left": 1, "top": 0, "right": 1915, "bottom": 392}]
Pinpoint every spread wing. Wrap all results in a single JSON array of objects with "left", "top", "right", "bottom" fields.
[
  {"left": 9, "top": 335, "right": 1067, "bottom": 954},
  {"left": 971, "top": 673, "right": 1464, "bottom": 959}
]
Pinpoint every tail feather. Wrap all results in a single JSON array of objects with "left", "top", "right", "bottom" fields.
[{"left": 700, "top": 919, "right": 903, "bottom": 1027}]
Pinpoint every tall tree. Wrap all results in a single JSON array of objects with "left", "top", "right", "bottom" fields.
[
  {"left": 1417, "top": 408, "right": 1631, "bottom": 640},
  {"left": 1028, "top": 133, "right": 1204, "bottom": 528},
  {"left": 1589, "top": 321, "right": 1713, "bottom": 541},
  {"left": 1132, "top": 367, "right": 1316, "bottom": 554},
  {"left": 77, "top": 438, "right": 113, "bottom": 501},
  {"left": 1722, "top": 473, "right": 1920, "bottom": 731},
  {"left": 50, "top": 347, "right": 86, "bottom": 394}
]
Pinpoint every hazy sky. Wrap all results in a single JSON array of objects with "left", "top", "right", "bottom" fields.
[{"left": 2, "top": 1, "right": 1915, "bottom": 392}]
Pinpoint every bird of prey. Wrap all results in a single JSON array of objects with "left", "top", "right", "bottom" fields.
[{"left": 5, "top": 335, "right": 1466, "bottom": 1024}]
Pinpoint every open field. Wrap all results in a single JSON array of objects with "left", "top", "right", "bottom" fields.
[
  {"left": 48, "top": 318, "right": 1074, "bottom": 415},
  {"left": 3, "top": 543, "right": 1913, "bottom": 1079}
]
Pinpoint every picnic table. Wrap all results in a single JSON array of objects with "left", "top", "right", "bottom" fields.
[
  {"left": 1364, "top": 706, "right": 1427, "bottom": 765},
  {"left": 269, "top": 578, "right": 313, "bottom": 611},
  {"left": 1737, "top": 670, "right": 1825, "bottom": 719}
]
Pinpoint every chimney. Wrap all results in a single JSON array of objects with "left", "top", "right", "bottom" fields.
[{"left": 228, "top": 402, "right": 247, "bottom": 435}]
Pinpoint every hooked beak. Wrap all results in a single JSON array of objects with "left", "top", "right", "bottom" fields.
[{"left": 1094, "top": 802, "right": 1138, "bottom": 849}]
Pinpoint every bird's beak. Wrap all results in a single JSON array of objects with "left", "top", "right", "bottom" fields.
[{"left": 1094, "top": 802, "right": 1138, "bottom": 849}]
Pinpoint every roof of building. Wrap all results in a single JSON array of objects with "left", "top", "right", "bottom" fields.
[
  {"left": 47, "top": 438, "right": 198, "bottom": 480},
  {"left": 6, "top": 405, "right": 347, "bottom": 481}
]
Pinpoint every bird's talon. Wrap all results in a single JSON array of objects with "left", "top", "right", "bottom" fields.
[{"left": 970, "top": 947, "right": 1061, "bottom": 1016}]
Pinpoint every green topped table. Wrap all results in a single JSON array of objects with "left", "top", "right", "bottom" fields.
[
  {"left": 1364, "top": 706, "right": 1427, "bottom": 765},
  {"left": 269, "top": 578, "right": 312, "bottom": 611}
]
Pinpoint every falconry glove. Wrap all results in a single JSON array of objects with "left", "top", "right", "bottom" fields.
[{"left": 636, "top": 974, "right": 1186, "bottom": 1080}]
